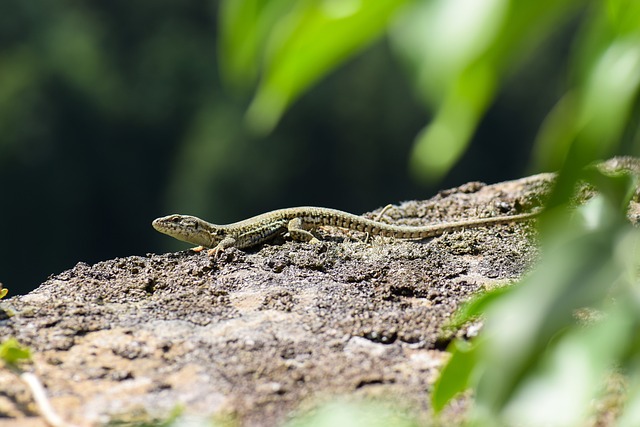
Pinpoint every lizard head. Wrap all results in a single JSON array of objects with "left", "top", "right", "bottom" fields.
[{"left": 152, "top": 214, "right": 225, "bottom": 248}]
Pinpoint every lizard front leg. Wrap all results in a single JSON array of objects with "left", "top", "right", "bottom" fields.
[
  {"left": 207, "top": 236, "right": 237, "bottom": 257},
  {"left": 287, "top": 218, "right": 320, "bottom": 244}
]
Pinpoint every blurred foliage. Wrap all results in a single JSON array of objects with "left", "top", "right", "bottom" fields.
[
  {"left": 2, "top": 0, "right": 640, "bottom": 423},
  {"left": 0, "top": 337, "right": 32, "bottom": 366},
  {"left": 434, "top": 172, "right": 640, "bottom": 426},
  {"left": 220, "top": 0, "right": 407, "bottom": 133},
  {"left": 392, "top": 0, "right": 583, "bottom": 181},
  {"left": 218, "top": 0, "right": 640, "bottom": 182},
  {"left": 411, "top": 0, "right": 639, "bottom": 423},
  {"left": 284, "top": 401, "right": 418, "bottom": 427},
  {"left": 218, "top": 0, "right": 640, "bottom": 424}
]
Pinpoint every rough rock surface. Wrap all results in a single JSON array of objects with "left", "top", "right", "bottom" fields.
[{"left": 0, "top": 173, "right": 553, "bottom": 426}]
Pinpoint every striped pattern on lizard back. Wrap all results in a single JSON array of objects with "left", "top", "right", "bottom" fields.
[{"left": 152, "top": 206, "right": 538, "bottom": 255}]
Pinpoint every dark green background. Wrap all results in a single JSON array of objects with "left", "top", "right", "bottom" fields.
[{"left": 0, "top": 0, "right": 568, "bottom": 295}]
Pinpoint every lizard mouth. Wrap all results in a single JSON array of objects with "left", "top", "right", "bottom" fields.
[
  {"left": 152, "top": 217, "right": 174, "bottom": 234},
  {"left": 152, "top": 215, "right": 186, "bottom": 240}
]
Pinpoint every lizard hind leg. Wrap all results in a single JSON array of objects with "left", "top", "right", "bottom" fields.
[
  {"left": 365, "top": 204, "right": 394, "bottom": 244},
  {"left": 287, "top": 218, "right": 320, "bottom": 244}
]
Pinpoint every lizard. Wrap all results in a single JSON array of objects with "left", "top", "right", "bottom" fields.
[{"left": 152, "top": 206, "right": 538, "bottom": 256}]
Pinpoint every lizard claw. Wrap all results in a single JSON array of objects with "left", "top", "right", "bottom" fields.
[{"left": 207, "top": 244, "right": 230, "bottom": 260}]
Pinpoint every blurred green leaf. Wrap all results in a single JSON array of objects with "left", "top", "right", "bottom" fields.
[
  {"left": 534, "top": 2, "right": 640, "bottom": 174},
  {"left": 606, "top": 0, "right": 640, "bottom": 35},
  {"left": 475, "top": 205, "right": 631, "bottom": 406},
  {"left": 0, "top": 287, "right": 7, "bottom": 299},
  {"left": 431, "top": 339, "right": 477, "bottom": 413},
  {"left": 220, "top": 0, "right": 639, "bottom": 182},
  {"left": 578, "top": 38, "right": 640, "bottom": 149},
  {"left": 218, "top": 0, "right": 293, "bottom": 90},
  {"left": 0, "top": 338, "right": 31, "bottom": 365},
  {"left": 449, "top": 285, "right": 513, "bottom": 329},
  {"left": 618, "top": 372, "right": 640, "bottom": 427},
  {"left": 532, "top": 93, "right": 579, "bottom": 171},
  {"left": 391, "top": 0, "right": 508, "bottom": 105},
  {"left": 409, "top": 61, "right": 496, "bottom": 180},
  {"left": 392, "top": 0, "right": 581, "bottom": 181},
  {"left": 433, "top": 168, "right": 640, "bottom": 424},
  {"left": 501, "top": 305, "right": 635, "bottom": 426},
  {"left": 285, "top": 401, "right": 417, "bottom": 427},
  {"left": 244, "top": 0, "right": 406, "bottom": 133}
]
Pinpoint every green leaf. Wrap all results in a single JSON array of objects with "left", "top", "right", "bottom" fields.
[
  {"left": 534, "top": 3, "right": 640, "bottom": 174},
  {"left": 503, "top": 306, "right": 635, "bottom": 426},
  {"left": 450, "top": 285, "right": 514, "bottom": 328},
  {"left": 0, "top": 287, "right": 7, "bottom": 299},
  {"left": 431, "top": 339, "right": 478, "bottom": 413},
  {"left": 409, "top": 61, "right": 496, "bottom": 182},
  {"left": 392, "top": 0, "right": 581, "bottom": 180},
  {"left": 467, "top": 185, "right": 639, "bottom": 423},
  {"left": 617, "top": 368, "right": 640, "bottom": 427},
  {"left": 0, "top": 338, "right": 32, "bottom": 365},
  {"left": 607, "top": 0, "right": 640, "bottom": 35},
  {"left": 246, "top": 0, "right": 406, "bottom": 133},
  {"left": 218, "top": 0, "right": 293, "bottom": 89}
]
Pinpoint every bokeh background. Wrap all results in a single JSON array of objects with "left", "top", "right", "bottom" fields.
[{"left": 1, "top": 0, "right": 571, "bottom": 295}]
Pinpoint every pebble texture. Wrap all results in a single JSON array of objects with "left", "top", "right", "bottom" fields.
[{"left": 0, "top": 173, "right": 555, "bottom": 426}]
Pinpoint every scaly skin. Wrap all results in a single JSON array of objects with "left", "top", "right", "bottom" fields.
[{"left": 152, "top": 206, "right": 538, "bottom": 255}]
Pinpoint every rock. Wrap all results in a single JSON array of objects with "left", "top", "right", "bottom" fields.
[{"left": 0, "top": 173, "right": 550, "bottom": 426}]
